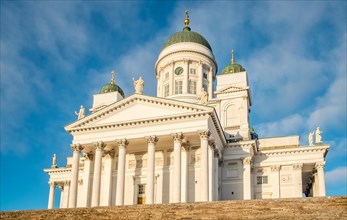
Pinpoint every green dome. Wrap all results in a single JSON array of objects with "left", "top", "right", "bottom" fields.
[
  {"left": 221, "top": 63, "right": 246, "bottom": 75},
  {"left": 221, "top": 50, "right": 245, "bottom": 74},
  {"left": 100, "top": 83, "right": 125, "bottom": 97},
  {"left": 100, "top": 71, "right": 125, "bottom": 97},
  {"left": 161, "top": 27, "right": 212, "bottom": 51}
]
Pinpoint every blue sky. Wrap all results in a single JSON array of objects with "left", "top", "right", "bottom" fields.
[{"left": 1, "top": 1, "right": 346, "bottom": 211}]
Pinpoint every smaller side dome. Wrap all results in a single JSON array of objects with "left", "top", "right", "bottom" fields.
[
  {"left": 100, "top": 70, "right": 125, "bottom": 97},
  {"left": 221, "top": 50, "right": 246, "bottom": 75}
]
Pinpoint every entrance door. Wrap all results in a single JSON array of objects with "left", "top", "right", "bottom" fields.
[{"left": 137, "top": 184, "right": 146, "bottom": 204}]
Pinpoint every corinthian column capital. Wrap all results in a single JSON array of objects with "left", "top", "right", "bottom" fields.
[
  {"left": 71, "top": 144, "right": 84, "bottom": 152},
  {"left": 146, "top": 135, "right": 158, "bottom": 144},
  {"left": 271, "top": 165, "right": 281, "bottom": 172},
  {"left": 83, "top": 151, "right": 94, "bottom": 161},
  {"left": 117, "top": 139, "right": 129, "bottom": 147},
  {"left": 199, "top": 130, "right": 210, "bottom": 140},
  {"left": 172, "top": 132, "right": 184, "bottom": 142},
  {"left": 315, "top": 162, "right": 325, "bottom": 170},
  {"left": 95, "top": 141, "right": 106, "bottom": 150},
  {"left": 243, "top": 157, "right": 252, "bottom": 166}
]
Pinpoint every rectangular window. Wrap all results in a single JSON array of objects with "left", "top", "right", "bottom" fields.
[
  {"left": 190, "top": 68, "right": 196, "bottom": 75},
  {"left": 203, "top": 72, "right": 208, "bottom": 79},
  {"left": 257, "top": 176, "right": 268, "bottom": 185},
  {"left": 189, "top": 80, "right": 197, "bottom": 94},
  {"left": 164, "top": 84, "right": 169, "bottom": 97},
  {"left": 203, "top": 83, "right": 208, "bottom": 93},
  {"left": 138, "top": 184, "right": 146, "bottom": 195},
  {"left": 175, "top": 80, "right": 183, "bottom": 94}
]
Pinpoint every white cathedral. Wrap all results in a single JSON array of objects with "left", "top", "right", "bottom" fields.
[{"left": 44, "top": 11, "right": 329, "bottom": 209}]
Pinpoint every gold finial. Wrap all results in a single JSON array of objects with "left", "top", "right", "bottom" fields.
[
  {"left": 111, "top": 70, "right": 115, "bottom": 84},
  {"left": 231, "top": 49, "right": 235, "bottom": 64},
  {"left": 184, "top": 9, "right": 190, "bottom": 27}
]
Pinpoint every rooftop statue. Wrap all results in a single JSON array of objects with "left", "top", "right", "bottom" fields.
[
  {"left": 51, "top": 153, "right": 57, "bottom": 168},
  {"left": 199, "top": 89, "right": 208, "bottom": 105},
  {"left": 133, "top": 76, "right": 144, "bottom": 95},
  {"left": 75, "top": 105, "right": 85, "bottom": 120},
  {"left": 308, "top": 131, "right": 314, "bottom": 146},
  {"left": 315, "top": 127, "right": 322, "bottom": 144}
]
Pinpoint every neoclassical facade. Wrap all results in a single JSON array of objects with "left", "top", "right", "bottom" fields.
[{"left": 44, "top": 11, "right": 329, "bottom": 209}]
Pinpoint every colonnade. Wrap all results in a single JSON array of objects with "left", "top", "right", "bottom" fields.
[{"left": 48, "top": 130, "right": 221, "bottom": 209}]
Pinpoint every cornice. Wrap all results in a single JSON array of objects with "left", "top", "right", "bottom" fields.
[
  {"left": 65, "top": 94, "right": 214, "bottom": 131},
  {"left": 256, "top": 145, "right": 330, "bottom": 156},
  {"left": 215, "top": 86, "right": 249, "bottom": 95},
  {"left": 43, "top": 167, "right": 83, "bottom": 174},
  {"left": 67, "top": 111, "right": 212, "bottom": 134}
]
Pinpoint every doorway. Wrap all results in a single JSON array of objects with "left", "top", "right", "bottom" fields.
[{"left": 137, "top": 184, "right": 146, "bottom": 204}]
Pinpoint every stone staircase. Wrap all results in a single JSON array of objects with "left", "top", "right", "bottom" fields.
[{"left": 1, "top": 196, "right": 346, "bottom": 219}]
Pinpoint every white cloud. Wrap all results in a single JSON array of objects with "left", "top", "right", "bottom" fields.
[{"left": 326, "top": 166, "right": 347, "bottom": 185}]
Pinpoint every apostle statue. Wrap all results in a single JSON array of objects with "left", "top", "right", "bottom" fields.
[
  {"left": 133, "top": 76, "right": 144, "bottom": 94},
  {"left": 308, "top": 131, "right": 314, "bottom": 146},
  {"left": 51, "top": 153, "right": 58, "bottom": 168},
  {"left": 75, "top": 105, "right": 85, "bottom": 120},
  {"left": 315, "top": 127, "right": 322, "bottom": 144},
  {"left": 199, "top": 89, "right": 208, "bottom": 105}
]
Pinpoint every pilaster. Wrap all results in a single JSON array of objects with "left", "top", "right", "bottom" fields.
[
  {"left": 271, "top": 165, "right": 281, "bottom": 198},
  {"left": 243, "top": 157, "right": 252, "bottom": 200}
]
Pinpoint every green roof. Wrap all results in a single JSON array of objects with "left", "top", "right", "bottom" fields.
[
  {"left": 100, "top": 83, "right": 125, "bottom": 97},
  {"left": 221, "top": 63, "right": 246, "bottom": 75},
  {"left": 161, "top": 27, "right": 212, "bottom": 51}
]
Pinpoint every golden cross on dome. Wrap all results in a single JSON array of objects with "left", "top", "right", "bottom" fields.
[
  {"left": 231, "top": 49, "right": 235, "bottom": 64},
  {"left": 111, "top": 70, "right": 115, "bottom": 84},
  {"left": 184, "top": 9, "right": 190, "bottom": 27}
]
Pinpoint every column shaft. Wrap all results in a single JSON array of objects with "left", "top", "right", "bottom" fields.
[
  {"left": 146, "top": 136, "right": 158, "bottom": 204},
  {"left": 82, "top": 152, "right": 94, "bottom": 207},
  {"left": 208, "top": 145, "right": 213, "bottom": 201},
  {"left": 103, "top": 150, "right": 115, "bottom": 206},
  {"left": 91, "top": 141, "right": 105, "bottom": 207},
  {"left": 172, "top": 133, "right": 184, "bottom": 203},
  {"left": 316, "top": 162, "right": 326, "bottom": 196},
  {"left": 243, "top": 157, "right": 252, "bottom": 200},
  {"left": 116, "top": 139, "right": 129, "bottom": 205},
  {"left": 48, "top": 181, "right": 55, "bottom": 209},
  {"left": 69, "top": 144, "right": 83, "bottom": 208},
  {"left": 183, "top": 59, "right": 189, "bottom": 94},
  {"left": 181, "top": 146, "right": 189, "bottom": 202},
  {"left": 208, "top": 67, "right": 213, "bottom": 99},
  {"left": 199, "top": 130, "right": 210, "bottom": 201},
  {"left": 213, "top": 154, "right": 219, "bottom": 201},
  {"left": 271, "top": 165, "right": 281, "bottom": 198},
  {"left": 169, "top": 62, "right": 174, "bottom": 95},
  {"left": 293, "top": 163, "right": 303, "bottom": 198},
  {"left": 197, "top": 61, "right": 203, "bottom": 95}
]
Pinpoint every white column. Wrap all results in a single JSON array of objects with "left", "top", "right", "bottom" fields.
[
  {"left": 213, "top": 151, "right": 219, "bottom": 201},
  {"left": 61, "top": 181, "right": 70, "bottom": 208},
  {"left": 315, "top": 162, "right": 326, "bottom": 196},
  {"left": 116, "top": 139, "right": 129, "bottom": 205},
  {"left": 58, "top": 184, "right": 64, "bottom": 208},
  {"left": 197, "top": 61, "right": 203, "bottom": 95},
  {"left": 146, "top": 136, "right": 158, "bottom": 204},
  {"left": 69, "top": 144, "right": 83, "bottom": 208},
  {"left": 181, "top": 145, "right": 189, "bottom": 203},
  {"left": 243, "top": 157, "right": 252, "bottom": 200},
  {"left": 199, "top": 130, "right": 210, "bottom": 201},
  {"left": 48, "top": 181, "right": 56, "bottom": 209},
  {"left": 103, "top": 149, "right": 115, "bottom": 206},
  {"left": 81, "top": 152, "right": 94, "bottom": 207},
  {"left": 183, "top": 59, "right": 189, "bottom": 94},
  {"left": 169, "top": 61, "right": 175, "bottom": 95},
  {"left": 172, "top": 133, "right": 184, "bottom": 203},
  {"left": 208, "top": 67, "right": 213, "bottom": 100},
  {"left": 293, "top": 163, "right": 303, "bottom": 198},
  {"left": 271, "top": 165, "right": 281, "bottom": 198},
  {"left": 208, "top": 141, "right": 214, "bottom": 201},
  {"left": 91, "top": 141, "right": 105, "bottom": 207}
]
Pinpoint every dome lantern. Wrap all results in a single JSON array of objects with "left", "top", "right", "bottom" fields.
[{"left": 100, "top": 70, "right": 125, "bottom": 97}]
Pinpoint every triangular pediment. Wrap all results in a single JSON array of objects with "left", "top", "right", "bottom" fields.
[
  {"left": 65, "top": 94, "right": 213, "bottom": 131},
  {"left": 215, "top": 85, "right": 249, "bottom": 95}
]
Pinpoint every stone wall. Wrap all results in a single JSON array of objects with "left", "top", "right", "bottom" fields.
[{"left": 1, "top": 196, "right": 346, "bottom": 219}]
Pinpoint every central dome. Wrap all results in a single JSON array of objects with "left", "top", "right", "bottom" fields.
[{"left": 161, "top": 27, "right": 212, "bottom": 52}]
